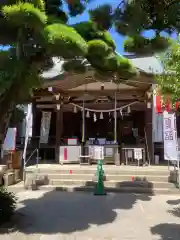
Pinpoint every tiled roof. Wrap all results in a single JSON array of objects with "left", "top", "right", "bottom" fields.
[
  {"left": 126, "top": 55, "right": 164, "bottom": 74},
  {"left": 41, "top": 55, "right": 164, "bottom": 80}
]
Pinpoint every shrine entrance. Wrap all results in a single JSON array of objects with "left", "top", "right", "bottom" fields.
[{"left": 30, "top": 71, "right": 153, "bottom": 166}]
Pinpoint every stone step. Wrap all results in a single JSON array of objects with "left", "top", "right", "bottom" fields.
[
  {"left": 47, "top": 179, "right": 177, "bottom": 189},
  {"left": 28, "top": 168, "right": 172, "bottom": 176},
  {"left": 35, "top": 185, "right": 180, "bottom": 195},
  {"left": 35, "top": 173, "right": 171, "bottom": 182}
]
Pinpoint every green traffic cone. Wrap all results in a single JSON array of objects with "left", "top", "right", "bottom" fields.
[{"left": 94, "top": 160, "right": 106, "bottom": 195}]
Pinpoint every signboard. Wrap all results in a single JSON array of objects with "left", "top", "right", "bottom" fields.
[
  {"left": 3, "top": 128, "right": 17, "bottom": 151},
  {"left": 134, "top": 148, "right": 142, "bottom": 160},
  {"left": 105, "top": 147, "right": 113, "bottom": 156},
  {"left": 40, "top": 111, "right": 52, "bottom": 144},
  {"left": 163, "top": 111, "right": 178, "bottom": 161},
  {"left": 67, "top": 138, "right": 78, "bottom": 145},
  {"left": 94, "top": 146, "right": 104, "bottom": 160}
]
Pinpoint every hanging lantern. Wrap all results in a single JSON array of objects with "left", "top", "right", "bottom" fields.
[
  {"left": 127, "top": 106, "right": 131, "bottom": 113},
  {"left": 165, "top": 99, "right": 171, "bottom": 112},
  {"left": 100, "top": 112, "right": 103, "bottom": 119},
  {"left": 175, "top": 102, "right": 179, "bottom": 111},
  {"left": 73, "top": 105, "right": 77, "bottom": 113},
  {"left": 93, "top": 113, "right": 97, "bottom": 122},
  {"left": 86, "top": 111, "right": 90, "bottom": 118}
]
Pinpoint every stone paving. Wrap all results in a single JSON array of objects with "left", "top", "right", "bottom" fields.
[{"left": 1, "top": 190, "right": 180, "bottom": 239}]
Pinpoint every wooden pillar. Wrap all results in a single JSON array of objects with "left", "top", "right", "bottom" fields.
[
  {"left": 114, "top": 92, "right": 117, "bottom": 143},
  {"left": 32, "top": 100, "right": 37, "bottom": 147},
  {"left": 55, "top": 104, "right": 63, "bottom": 163},
  {"left": 145, "top": 106, "right": 153, "bottom": 165}
]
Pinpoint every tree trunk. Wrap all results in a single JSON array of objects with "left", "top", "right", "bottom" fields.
[{"left": 0, "top": 87, "right": 17, "bottom": 161}]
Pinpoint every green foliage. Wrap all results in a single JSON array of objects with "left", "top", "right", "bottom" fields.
[
  {"left": 124, "top": 35, "right": 170, "bottom": 54},
  {"left": 89, "top": 4, "right": 114, "bottom": 30},
  {"left": 43, "top": 23, "right": 88, "bottom": 57},
  {"left": 10, "top": 106, "right": 25, "bottom": 127},
  {"left": 156, "top": 41, "right": 180, "bottom": 102},
  {"left": 67, "top": 0, "right": 85, "bottom": 17},
  {"left": 73, "top": 21, "right": 116, "bottom": 49},
  {"left": 0, "top": 187, "right": 17, "bottom": 226},
  {"left": 116, "top": 58, "right": 138, "bottom": 81},
  {"left": 87, "top": 39, "right": 110, "bottom": 57},
  {"left": 90, "top": 1, "right": 179, "bottom": 56},
  {"left": 63, "top": 58, "right": 88, "bottom": 73},
  {"left": 3, "top": 3, "right": 47, "bottom": 31}
]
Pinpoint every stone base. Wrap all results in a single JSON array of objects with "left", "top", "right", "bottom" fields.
[{"left": 4, "top": 172, "right": 15, "bottom": 186}]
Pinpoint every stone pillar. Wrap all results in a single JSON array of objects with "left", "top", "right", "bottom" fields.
[
  {"left": 55, "top": 104, "right": 63, "bottom": 163},
  {"left": 145, "top": 106, "right": 154, "bottom": 165}
]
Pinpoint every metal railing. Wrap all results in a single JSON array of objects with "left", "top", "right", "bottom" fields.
[{"left": 23, "top": 148, "right": 39, "bottom": 184}]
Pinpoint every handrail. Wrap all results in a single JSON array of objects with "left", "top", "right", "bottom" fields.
[
  {"left": 25, "top": 148, "right": 37, "bottom": 167},
  {"left": 23, "top": 148, "right": 39, "bottom": 184}
]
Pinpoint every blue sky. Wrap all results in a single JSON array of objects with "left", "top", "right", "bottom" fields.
[{"left": 65, "top": 0, "right": 177, "bottom": 54}]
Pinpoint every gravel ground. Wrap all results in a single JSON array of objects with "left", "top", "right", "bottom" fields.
[{"left": 0, "top": 190, "right": 180, "bottom": 239}]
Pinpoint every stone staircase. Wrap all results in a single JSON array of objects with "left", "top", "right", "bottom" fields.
[{"left": 18, "top": 164, "right": 180, "bottom": 195}]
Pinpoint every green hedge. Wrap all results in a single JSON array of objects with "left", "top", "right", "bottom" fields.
[{"left": 0, "top": 187, "right": 17, "bottom": 226}]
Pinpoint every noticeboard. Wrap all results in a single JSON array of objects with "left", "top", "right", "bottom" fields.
[{"left": 3, "top": 128, "right": 17, "bottom": 151}]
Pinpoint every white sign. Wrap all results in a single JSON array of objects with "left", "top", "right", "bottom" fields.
[
  {"left": 40, "top": 111, "right": 52, "bottom": 144},
  {"left": 163, "top": 111, "right": 178, "bottom": 161},
  {"left": 105, "top": 147, "right": 113, "bottom": 156},
  {"left": 67, "top": 138, "right": 77, "bottom": 145},
  {"left": 3, "top": 128, "right": 17, "bottom": 151},
  {"left": 94, "top": 146, "right": 104, "bottom": 160},
  {"left": 23, "top": 104, "right": 33, "bottom": 160},
  {"left": 134, "top": 148, "right": 142, "bottom": 160}
]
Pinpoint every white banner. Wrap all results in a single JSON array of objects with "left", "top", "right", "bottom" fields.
[
  {"left": 163, "top": 111, "right": 178, "bottom": 161},
  {"left": 40, "top": 111, "right": 51, "bottom": 144},
  {"left": 23, "top": 104, "right": 33, "bottom": 160}
]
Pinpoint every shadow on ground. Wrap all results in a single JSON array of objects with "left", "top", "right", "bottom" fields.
[
  {"left": 0, "top": 180, "right": 153, "bottom": 235},
  {"left": 150, "top": 198, "right": 180, "bottom": 239},
  {"left": 151, "top": 223, "right": 180, "bottom": 240},
  {"left": 166, "top": 198, "right": 180, "bottom": 219}
]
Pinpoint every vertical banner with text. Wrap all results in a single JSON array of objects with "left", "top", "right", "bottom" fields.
[
  {"left": 163, "top": 111, "right": 178, "bottom": 161},
  {"left": 40, "top": 111, "right": 52, "bottom": 144}
]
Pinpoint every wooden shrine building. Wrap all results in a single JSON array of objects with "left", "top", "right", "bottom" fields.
[{"left": 27, "top": 56, "right": 159, "bottom": 165}]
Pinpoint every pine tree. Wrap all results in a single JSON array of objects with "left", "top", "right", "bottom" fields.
[
  {"left": 0, "top": 0, "right": 137, "bottom": 148},
  {"left": 90, "top": 1, "right": 180, "bottom": 55}
]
